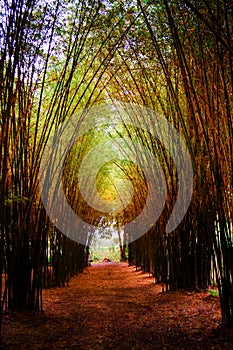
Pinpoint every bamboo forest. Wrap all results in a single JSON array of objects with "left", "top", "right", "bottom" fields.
[{"left": 0, "top": 0, "right": 233, "bottom": 348}]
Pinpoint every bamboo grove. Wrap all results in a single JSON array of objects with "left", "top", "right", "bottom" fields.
[{"left": 0, "top": 0, "right": 232, "bottom": 330}]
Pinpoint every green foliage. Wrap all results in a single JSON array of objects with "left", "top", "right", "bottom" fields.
[
  {"left": 0, "top": 0, "right": 232, "bottom": 328},
  {"left": 90, "top": 245, "right": 121, "bottom": 262},
  {"left": 208, "top": 289, "right": 219, "bottom": 297}
]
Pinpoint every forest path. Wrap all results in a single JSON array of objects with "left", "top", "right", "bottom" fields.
[{"left": 1, "top": 262, "right": 231, "bottom": 349}]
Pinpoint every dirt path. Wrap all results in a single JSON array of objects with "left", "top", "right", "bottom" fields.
[{"left": 1, "top": 263, "right": 232, "bottom": 349}]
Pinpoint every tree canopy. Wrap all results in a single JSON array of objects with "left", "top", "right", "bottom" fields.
[{"left": 0, "top": 0, "right": 232, "bottom": 328}]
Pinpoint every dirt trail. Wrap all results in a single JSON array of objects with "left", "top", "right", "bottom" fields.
[{"left": 0, "top": 262, "right": 232, "bottom": 349}]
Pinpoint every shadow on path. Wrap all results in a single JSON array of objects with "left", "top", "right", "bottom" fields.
[{"left": 1, "top": 262, "right": 232, "bottom": 349}]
